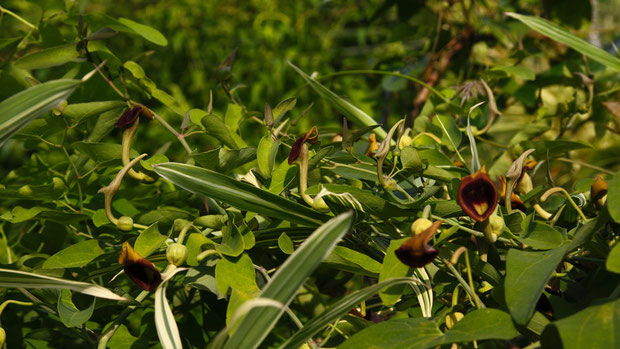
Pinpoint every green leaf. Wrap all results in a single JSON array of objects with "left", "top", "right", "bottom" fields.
[
  {"left": 217, "top": 220, "right": 245, "bottom": 257},
  {"left": 134, "top": 224, "right": 166, "bottom": 257},
  {"left": 0, "top": 79, "right": 81, "bottom": 147},
  {"left": 191, "top": 147, "right": 256, "bottom": 174},
  {"left": 200, "top": 111, "right": 239, "bottom": 149},
  {"left": 278, "top": 233, "right": 294, "bottom": 254},
  {"left": 339, "top": 309, "right": 518, "bottom": 349},
  {"left": 490, "top": 66, "right": 536, "bottom": 81},
  {"left": 153, "top": 162, "right": 326, "bottom": 226},
  {"left": 117, "top": 17, "right": 168, "bottom": 46},
  {"left": 62, "top": 101, "right": 126, "bottom": 127},
  {"left": 400, "top": 146, "right": 423, "bottom": 173},
  {"left": 222, "top": 212, "right": 353, "bottom": 349},
  {"left": 0, "top": 268, "right": 125, "bottom": 300},
  {"left": 57, "top": 289, "right": 95, "bottom": 328},
  {"left": 333, "top": 246, "right": 382, "bottom": 274},
  {"left": 272, "top": 96, "right": 296, "bottom": 123},
  {"left": 541, "top": 298, "right": 619, "bottom": 349},
  {"left": 505, "top": 12, "right": 620, "bottom": 71},
  {"left": 607, "top": 174, "right": 620, "bottom": 223},
  {"left": 378, "top": 238, "right": 411, "bottom": 306},
  {"left": 433, "top": 114, "right": 462, "bottom": 152},
  {"left": 288, "top": 61, "right": 387, "bottom": 140},
  {"left": 13, "top": 41, "right": 109, "bottom": 70},
  {"left": 224, "top": 103, "right": 243, "bottom": 134},
  {"left": 257, "top": 136, "right": 274, "bottom": 177},
  {"left": 279, "top": 277, "right": 417, "bottom": 349},
  {"left": 185, "top": 233, "right": 216, "bottom": 267},
  {"left": 606, "top": 242, "right": 620, "bottom": 274},
  {"left": 505, "top": 245, "right": 568, "bottom": 325},
  {"left": 72, "top": 141, "right": 139, "bottom": 164},
  {"left": 215, "top": 253, "right": 259, "bottom": 295},
  {"left": 43, "top": 240, "right": 104, "bottom": 269},
  {"left": 517, "top": 221, "right": 564, "bottom": 250}
]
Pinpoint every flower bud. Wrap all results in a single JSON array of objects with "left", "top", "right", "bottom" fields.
[
  {"left": 382, "top": 177, "right": 397, "bottom": 191},
  {"left": 116, "top": 216, "right": 134, "bottom": 231},
  {"left": 173, "top": 218, "right": 190, "bottom": 232},
  {"left": 482, "top": 214, "right": 504, "bottom": 243},
  {"left": 193, "top": 215, "right": 225, "bottom": 229},
  {"left": 398, "top": 134, "right": 412, "bottom": 150},
  {"left": 52, "top": 177, "right": 66, "bottom": 193},
  {"left": 516, "top": 172, "right": 533, "bottom": 194},
  {"left": 411, "top": 218, "right": 433, "bottom": 236},
  {"left": 18, "top": 185, "right": 33, "bottom": 196},
  {"left": 0, "top": 327, "right": 5, "bottom": 347},
  {"left": 166, "top": 243, "right": 188, "bottom": 266}
]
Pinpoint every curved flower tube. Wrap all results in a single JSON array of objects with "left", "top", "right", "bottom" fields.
[
  {"left": 119, "top": 242, "right": 162, "bottom": 291},
  {"left": 457, "top": 166, "right": 498, "bottom": 222},
  {"left": 395, "top": 220, "right": 442, "bottom": 268},
  {"left": 288, "top": 127, "right": 328, "bottom": 212}
]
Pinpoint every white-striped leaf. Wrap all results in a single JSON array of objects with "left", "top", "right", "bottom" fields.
[
  {"left": 222, "top": 212, "right": 354, "bottom": 349},
  {"left": 154, "top": 282, "right": 183, "bottom": 349},
  {"left": 0, "top": 79, "right": 81, "bottom": 147},
  {"left": 0, "top": 268, "right": 125, "bottom": 300},
  {"left": 506, "top": 12, "right": 620, "bottom": 71},
  {"left": 153, "top": 162, "right": 327, "bottom": 227}
]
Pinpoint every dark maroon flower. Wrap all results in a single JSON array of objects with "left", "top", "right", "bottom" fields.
[
  {"left": 118, "top": 242, "right": 161, "bottom": 291},
  {"left": 395, "top": 220, "right": 442, "bottom": 268},
  {"left": 288, "top": 126, "right": 319, "bottom": 164},
  {"left": 458, "top": 166, "right": 498, "bottom": 222},
  {"left": 115, "top": 105, "right": 154, "bottom": 128}
]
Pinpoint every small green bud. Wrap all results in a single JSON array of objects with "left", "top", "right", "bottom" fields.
[
  {"left": 382, "top": 177, "right": 397, "bottom": 191},
  {"left": 411, "top": 218, "right": 433, "bottom": 235},
  {"left": 52, "top": 177, "right": 66, "bottom": 193},
  {"left": 0, "top": 327, "right": 5, "bottom": 347},
  {"left": 166, "top": 243, "right": 188, "bottom": 266},
  {"left": 116, "top": 216, "right": 134, "bottom": 231},
  {"left": 482, "top": 214, "right": 504, "bottom": 243},
  {"left": 18, "top": 185, "right": 33, "bottom": 196},
  {"left": 516, "top": 173, "right": 533, "bottom": 194},
  {"left": 173, "top": 218, "right": 190, "bottom": 232},
  {"left": 193, "top": 215, "right": 225, "bottom": 229}
]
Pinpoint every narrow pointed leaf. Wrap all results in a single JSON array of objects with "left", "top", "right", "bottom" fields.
[
  {"left": 505, "top": 12, "right": 620, "bottom": 71},
  {"left": 0, "top": 268, "right": 125, "bottom": 300},
  {"left": 0, "top": 79, "right": 81, "bottom": 147},
  {"left": 153, "top": 162, "right": 327, "bottom": 226},
  {"left": 155, "top": 282, "right": 182, "bottom": 349},
  {"left": 222, "top": 212, "right": 354, "bottom": 349},
  {"left": 279, "top": 277, "right": 418, "bottom": 349},
  {"left": 288, "top": 61, "right": 387, "bottom": 140}
]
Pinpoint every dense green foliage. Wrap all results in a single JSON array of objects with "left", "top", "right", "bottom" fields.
[{"left": 0, "top": 1, "right": 619, "bottom": 348}]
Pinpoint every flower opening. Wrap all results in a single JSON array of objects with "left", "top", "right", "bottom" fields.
[{"left": 458, "top": 166, "right": 498, "bottom": 221}]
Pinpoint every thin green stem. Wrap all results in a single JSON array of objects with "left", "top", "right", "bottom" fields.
[
  {"left": 540, "top": 187, "right": 588, "bottom": 222},
  {"left": 464, "top": 250, "right": 481, "bottom": 309},
  {"left": 0, "top": 6, "right": 37, "bottom": 29},
  {"left": 441, "top": 258, "right": 486, "bottom": 308},
  {"left": 432, "top": 215, "right": 516, "bottom": 245}
]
